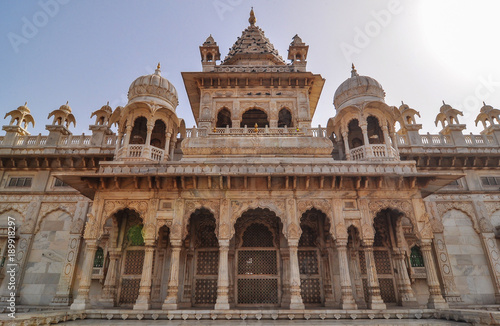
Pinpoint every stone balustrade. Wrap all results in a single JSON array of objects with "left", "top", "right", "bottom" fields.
[
  {"left": 116, "top": 144, "right": 165, "bottom": 162},
  {"left": 349, "top": 144, "right": 399, "bottom": 161}
]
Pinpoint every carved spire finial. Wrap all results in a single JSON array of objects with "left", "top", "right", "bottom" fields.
[
  {"left": 249, "top": 7, "right": 256, "bottom": 26},
  {"left": 351, "top": 63, "right": 359, "bottom": 77}
]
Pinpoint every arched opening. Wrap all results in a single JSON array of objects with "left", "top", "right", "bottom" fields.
[
  {"left": 347, "top": 225, "right": 367, "bottom": 308},
  {"left": 278, "top": 108, "right": 293, "bottom": 127},
  {"left": 216, "top": 108, "right": 232, "bottom": 128},
  {"left": 184, "top": 208, "right": 218, "bottom": 307},
  {"left": 233, "top": 208, "right": 283, "bottom": 307},
  {"left": 348, "top": 119, "right": 363, "bottom": 148},
  {"left": 150, "top": 119, "right": 166, "bottom": 149},
  {"left": 371, "top": 208, "right": 418, "bottom": 306},
  {"left": 299, "top": 208, "right": 332, "bottom": 306},
  {"left": 367, "top": 116, "right": 384, "bottom": 144},
  {"left": 241, "top": 108, "right": 269, "bottom": 128},
  {"left": 130, "top": 117, "right": 147, "bottom": 144},
  {"left": 206, "top": 53, "right": 213, "bottom": 62}
]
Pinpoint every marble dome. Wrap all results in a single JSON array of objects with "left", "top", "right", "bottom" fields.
[
  {"left": 333, "top": 65, "right": 385, "bottom": 111},
  {"left": 128, "top": 64, "right": 179, "bottom": 110}
]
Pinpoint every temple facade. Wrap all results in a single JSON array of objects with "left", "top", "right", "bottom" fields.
[{"left": 1, "top": 9, "right": 500, "bottom": 323}]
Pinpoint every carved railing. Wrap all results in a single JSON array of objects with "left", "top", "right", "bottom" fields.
[
  {"left": 349, "top": 144, "right": 399, "bottom": 161},
  {"left": 116, "top": 144, "right": 165, "bottom": 162},
  {"left": 185, "top": 126, "right": 326, "bottom": 137},
  {"left": 213, "top": 65, "right": 296, "bottom": 73}
]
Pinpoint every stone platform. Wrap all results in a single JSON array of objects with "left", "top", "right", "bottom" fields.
[{"left": 2, "top": 308, "right": 500, "bottom": 325}]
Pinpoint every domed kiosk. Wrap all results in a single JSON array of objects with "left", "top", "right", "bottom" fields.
[
  {"left": 328, "top": 65, "right": 402, "bottom": 161},
  {"left": 110, "top": 64, "right": 184, "bottom": 162}
]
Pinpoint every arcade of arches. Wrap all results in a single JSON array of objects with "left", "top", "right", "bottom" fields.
[{"left": 76, "top": 204, "right": 446, "bottom": 310}]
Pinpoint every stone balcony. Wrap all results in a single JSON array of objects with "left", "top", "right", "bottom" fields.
[
  {"left": 349, "top": 144, "right": 399, "bottom": 161},
  {"left": 115, "top": 144, "right": 165, "bottom": 162}
]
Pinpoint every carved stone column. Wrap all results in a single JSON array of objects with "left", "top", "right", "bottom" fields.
[
  {"left": 336, "top": 239, "right": 357, "bottom": 309},
  {"left": 180, "top": 249, "right": 194, "bottom": 307},
  {"left": 280, "top": 248, "right": 291, "bottom": 307},
  {"left": 360, "top": 124, "right": 373, "bottom": 158},
  {"left": 342, "top": 131, "right": 351, "bottom": 160},
  {"left": 100, "top": 250, "right": 121, "bottom": 307},
  {"left": 288, "top": 238, "right": 305, "bottom": 309},
  {"left": 162, "top": 240, "right": 182, "bottom": 309},
  {"left": 133, "top": 242, "right": 155, "bottom": 310},
  {"left": 322, "top": 246, "right": 336, "bottom": 307},
  {"left": 123, "top": 123, "right": 133, "bottom": 147},
  {"left": 362, "top": 241, "right": 386, "bottom": 309},
  {"left": 421, "top": 241, "right": 448, "bottom": 309},
  {"left": 71, "top": 239, "right": 99, "bottom": 310},
  {"left": 215, "top": 239, "right": 230, "bottom": 309},
  {"left": 390, "top": 131, "right": 399, "bottom": 152},
  {"left": 145, "top": 122, "right": 154, "bottom": 147},
  {"left": 164, "top": 132, "right": 172, "bottom": 161},
  {"left": 349, "top": 247, "right": 366, "bottom": 308},
  {"left": 393, "top": 250, "right": 418, "bottom": 307}
]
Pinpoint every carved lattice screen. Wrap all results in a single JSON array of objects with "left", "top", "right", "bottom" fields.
[
  {"left": 119, "top": 249, "right": 145, "bottom": 304},
  {"left": 236, "top": 222, "right": 279, "bottom": 306}
]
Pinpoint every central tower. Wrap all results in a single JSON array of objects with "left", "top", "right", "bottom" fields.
[{"left": 182, "top": 9, "right": 331, "bottom": 160}]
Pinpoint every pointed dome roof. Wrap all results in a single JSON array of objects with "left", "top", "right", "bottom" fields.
[
  {"left": 333, "top": 65, "right": 385, "bottom": 111},
  {"left": 222, "top": 9, "right": 285, "bottom": 66},
  {"left": 128, "top": 63, "right": 178, "bottom": 110}
]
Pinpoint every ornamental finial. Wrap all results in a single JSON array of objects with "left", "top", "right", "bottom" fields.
[
  {"left": 351, "top": 63, "right": 359, "bottom": 77},
  {"left": 249, "top": 7, "right": 256, "bottom": 26}
]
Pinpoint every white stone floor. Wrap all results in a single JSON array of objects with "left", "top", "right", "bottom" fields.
[{"left": 60, "top": 320, "right": 469, "bottom": 325}]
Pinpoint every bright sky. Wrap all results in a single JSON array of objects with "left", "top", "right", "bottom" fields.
[{"left": 1, "top": 0, "right": 500, "bottom": 136}]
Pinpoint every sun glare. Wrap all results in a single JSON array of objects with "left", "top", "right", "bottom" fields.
[{"left": 419, "top": 0, "right": 500, "bottom": 75}]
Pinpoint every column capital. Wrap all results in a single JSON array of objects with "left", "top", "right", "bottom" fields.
[
  {"left": 336, "top": 238, "right": 348, "bottom": 247},
  {"left": 218, "top": 239, "right": 230, "bottom": 248},
  {"left": 170, "top": 239, "right": 183, "bottom": 248},
  {"left": 361, "top": 239, "right": 374, "bottom": 248},
  {"left": 287, "top": 238, "right": 299, "bottom": 248}
]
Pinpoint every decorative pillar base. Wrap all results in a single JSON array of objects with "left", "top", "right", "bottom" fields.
[
  {"left": 133, "top": 301, "right": 151, "bottom": 310},
  {"left": 98, "top": 298, "right": 116, "bottom": 308},
  {"left": 162, "top": 302, "right": 178, "bottom": 310},
  {"left": 342, "top": 301, "right": 358, "bottom": 310},
  {"left": 401, "top": 298, "right": 420, "bottom": 307},
  {"left": 368, "top": 299, "right": 386, "bottom": 310},
  {"left": 289, "top": 302, "right": 305, "bottom": 310},
  {"left": 70, "top": 298, "right": 91, "bottom": 310},
  {"left": 214, "top": 302, "right": 230, "bottom": 310},
  {"left": 428, "top": 296, "right": 449, "bottom": 309}
]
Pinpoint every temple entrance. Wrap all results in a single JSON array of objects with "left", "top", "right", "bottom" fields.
[{"left": 234, "top": 208, "right": 282, "bottom": 307}]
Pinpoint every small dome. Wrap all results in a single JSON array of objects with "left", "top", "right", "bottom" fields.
[
  {"left": 333, "top": 65, "right": 385, "bottom": 111},
  {"left": 59, "top": 101, "right": 72, "bottom": 114},
  {"left": 16, "top": 102, "right": 30, "bottom": 115},
  {"left": 128, "top": 64, "right": 179, "bottom": 110},
  {"left": 100, "top": 102, "right": 113, "bottom": 114}
]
